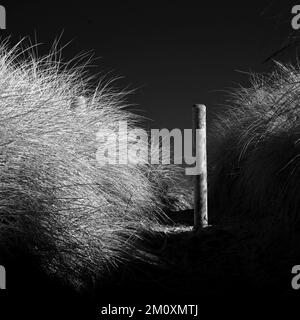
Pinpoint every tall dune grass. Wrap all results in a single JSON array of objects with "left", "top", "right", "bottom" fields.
[
  {"left": 209, "top": 62, "right": 300, "bottom": 237},
  {"left": 0, "top": 41, "right": 191, "bottom": 290}
]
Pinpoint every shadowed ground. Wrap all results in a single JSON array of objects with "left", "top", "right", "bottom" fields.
[{"left": 1, "top": 207, "right": 299, "bottom": 319}]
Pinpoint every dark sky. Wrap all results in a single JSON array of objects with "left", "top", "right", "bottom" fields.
[{"left": 1, "top": 0, "right": 299, "bottom": 130}]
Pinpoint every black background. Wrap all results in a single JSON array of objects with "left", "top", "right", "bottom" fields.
[{"left": 1, "top": 0, "right": 299, "bottom": 130}]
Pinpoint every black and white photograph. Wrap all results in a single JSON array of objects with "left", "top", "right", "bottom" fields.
[{"left": 0, "top": 1, "right": 300, "bottom": 318}]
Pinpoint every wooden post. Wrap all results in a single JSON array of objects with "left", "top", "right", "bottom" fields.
[
  {"left": 193, "top": 104, "right": 208, "bottom": 230},
  {"left": 0, "top": 265, "right": 5, "bottom": 289}
]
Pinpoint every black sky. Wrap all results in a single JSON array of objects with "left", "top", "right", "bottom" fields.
[{"left": 1, "top": 0, "right": 299, "bottom": 130}]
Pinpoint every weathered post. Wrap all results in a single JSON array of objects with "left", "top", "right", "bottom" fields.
[
  {"left": 0, "top": 265, "right": 6, "bottom": 289},
  {"left": 193, "top": 104, "right": 208, "bottom": 230}
]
